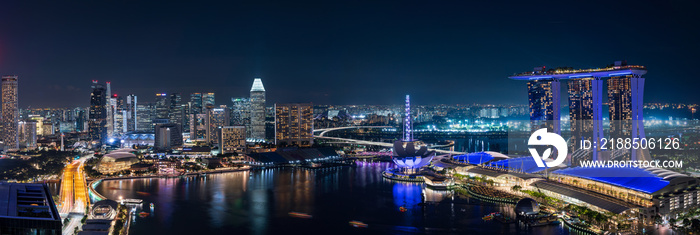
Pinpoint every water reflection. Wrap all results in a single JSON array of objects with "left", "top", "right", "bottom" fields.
[{"left": 95, "top": 163, "right": 569, "bottom": 235}]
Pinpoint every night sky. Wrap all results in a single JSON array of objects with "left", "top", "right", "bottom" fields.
[{"left": 0, "top": 1, "right": 698, "bottom": 108}]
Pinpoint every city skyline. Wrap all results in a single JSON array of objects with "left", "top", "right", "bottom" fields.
[{"left": 1, "top": 1, "right": 700, "bottom": 108}]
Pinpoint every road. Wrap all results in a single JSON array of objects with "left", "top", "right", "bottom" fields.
[{"left": 58, "top": 157, "right": 91, "bottom": 234}]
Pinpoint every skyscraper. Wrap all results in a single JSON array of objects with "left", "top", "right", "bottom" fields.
[
  {"left": 1, "top": 76, "right": 19, "bottom": 150},
  {"left": 527, "top": 79, "right": 560, "bottom": 134},
  {"left": 169, "top": 93, "right": 185, "bottom": 132},
  {"left": 568, "top": 77, "right": 604, "bottom": 161},
  {"left": 250, "top": 78, "right": 266, "bottom": 140},
  {"left": 190, "top": 93, "right": 203, "bottom": 115},
  {"left": 221, "top": 126, "right": 246, "bottom": 154},
  {"left": 155, "top": 93, "right": 169, "bottom": 120},
  {"left": 206, "top": 106, "right": 229, "bottom": 144},
  {"left": 88, "top": 81, "right": 107, "bottom": 143},
  {"left": 105, "top": 82, "right": 113, "bottom": 137},
  {"left": 18, "top": 120, "right": 37, "bottom": 150},
  {"left": 230, "top": 97, "right": 250, "bottom": 135},
  {"left": 136, "top": 103, "right": 154, "bottom": 132},
  {"left": 274, "top": 103, "right": 313, "bottom": 147},
  {"left": 608, "top": 73, "right": 647, "bottom": 160},
  {"left": 126, "top": 94, "right": 137, "bottom": 132},
  {"left": 203, "top": 93, "right": 215, "bottom": 108}
]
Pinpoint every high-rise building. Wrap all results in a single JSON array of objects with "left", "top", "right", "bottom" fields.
[
  {"left": 89, "top": 80, "right": 108, "bottom": 143},
  {"left": 250, "top": 78, "right": 266, "bottom": 140},
  {"left": 136, "top": 103, "right": 154, "bottom": 132},
  {"left": 126, "top": 94, "right": 137, "bottom": 132},
  {"left": 1, "top": 75, "right": 19, "bottom": 150},
  {"left": 154, "top": 123, "right": 183, "bottom": 150},
  {"left": 274, "top": 103, "right": 313, "bottom": 147},
  {"left": 203, "top": 93, "right": 215, "bottom": 108},
  {"left": 190, "top": 113, "right": 208, "bottom": 142},
  {"left": 18, "top": 121, "right": 37, "bottom": 150},
  {"left": 206, "top": 106, "right": 229, "bottom": 144},
  {"left": 221, "top": 126, "right": 246, "bottom": 154},
  {"left": 230, "top": 97, "right": 250, "bottom": 135},
  {"left": 169, "top": 93, "right": 186, "bottom": 132},
  {"left": 608, "top": 73, "right": 647, "bottom": 160},
  {"left": 568, "top": 77, "right": 604, "bottom": 161},
  {"left": 155, "top": 93, "right": 169, "bottom": 120},
  {"left": 105, "top": 82, "right": 113, "bottom": 137},
  {"left": 527, "top": 79, "right": 561, "bottom": 134},
  {"left": 75, "top": 108, "right": 86, "bottom": 132},
  {"left": 190, "top": 93, "right": 203, "bottom": 115}
]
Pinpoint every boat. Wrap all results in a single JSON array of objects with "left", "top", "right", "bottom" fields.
[
  {"left": 288, "top": 212, "right": 313, "bottom": 219},
  {"left": 349, "top": 220, "right": 368, "bottom": 228},
  {"left": 121, "top": 199, "right": 143, "bottom": 205},
  {"left": 399, "top": 207, "right": 407, "bottom": 212},
  {"left": 150, "top": 203, "right": 154, "bottom": 210},
  {"left": 482, "top": 215, "right": 493, "bottom": 221},
  {"left": 138, "top": 212, "right": 150, "bottom": 218}
]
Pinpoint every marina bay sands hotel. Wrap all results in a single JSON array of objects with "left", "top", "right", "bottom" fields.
[{"left": 509, "top": 61, "right": 649, "bottom": 163}]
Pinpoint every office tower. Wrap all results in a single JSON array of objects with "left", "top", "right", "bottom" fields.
[
  {"left": 89, "top": 80, "right": 107, "bottom": 143},
  {"left": 221, "top": 126, "right": 246, "bottom": 154},
  {"left": 18, "top": 121, "right": 37, "bottom": 150},
  {"left": 190, "top": 93, "right": 203, "bottom": 115},
  {"left": 206, "top": 106, "right": 229, "bottom": 144},
  {"left": 274, "top": 103, "right": 313, "bottom": 147},
  {"left": 154, "top": 123, "right": 183, "bottom": 149},
  {"left": 126, "top": 94, "right": 137, "bottom": 132},
  {"left": 154, "top": 93, "right": 169, "bottom": 120},
  {"left": 203, "top": 93, "right": 215, "bottom": 108},
  {"left": 527, "top": 79, "right": 560, "bottom": 134},
  {"left": 1, "top": 75, "right": 19, "bottom": 150},
  {"left": 75, "top": 108, "right": 86, "bottom": 132},
  {"left": 190, "top": 113, "right": 208, "bottom": 141},
  {"left": 230, "top": 97, "right": 250, "bottom": 135},
  {"left": 105, "top": 82, "right": 113, "bottom": 137},
  {"left": 250, "top": 78, "right": 266, "bottom": 140},
  {"left": 169, "top": 93, "right": 185, "bottom": 132},
  {"left": 136, "top": 103, "right": 154, "bottom": 132},
  {"left": 0, "top": 183, "right": 62, "bottom": 234}
]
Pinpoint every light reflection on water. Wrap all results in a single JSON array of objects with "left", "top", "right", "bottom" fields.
[{"left": 95, "top": 163, "right": 570, "bottom": 235}]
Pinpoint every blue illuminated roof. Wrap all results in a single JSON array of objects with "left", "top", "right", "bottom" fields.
[
  {"left": 552, "top": 167, "right": 672, "bottom": 194},
  {"left": 487, "top": 157, "right": 548, "bottom": 174},
  {"left": 453, "top": 152, "right": 494, "bottom": 164}
]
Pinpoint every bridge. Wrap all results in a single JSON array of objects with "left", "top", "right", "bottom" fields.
[{"left": 313, "top": 126, "right": 465, "bottom": 155}]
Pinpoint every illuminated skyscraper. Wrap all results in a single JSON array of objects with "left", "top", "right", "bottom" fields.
[
  {"left": 250, "top": 78, "right": 266, "bottom": 140},
  {"left": 567, "top": 77, "right": 604, "bottom": 161},
  {"left": 88, "top": 80, "right": 107, "bottom": 143},
  {"left": 190, "top": 93, "right": 203, "bottom": 115},
  {"left": 230, "top": 97, "right": 250, "bottom": 135},
  {"left": 206, "top": 106, "right": 229, "bottom": 144},
  {"left": 18, "top": 120, "right": 37, "bottom": 150},
  {"left": 1, "top": 76, "right": 19, "bottom": 150},
  {"left": 203, "top": 93, "right": 215, "bottom": 107},
  {"left": 136, "top": 103, "right": 154, "bottom": 132},
  {"left": 155, "top": 93, "right": 169, "bottom": 120},
  {"left": 126, "top": 94, "right": 137, "bottom": 132},
  {"left": 221, "top": 126, "right": 246, "bottom": 154},
  {"left": 169, "top": 93, "right": 186, "bottom": 132},
  {"left": 274, "top": 103, "right": 313, "bottom": 147},
  {"left": 105, "top": 82, "right": 113, "bottom": 137},
  {"left": 608, "top": 73, "right": 647, "bottom": 160},
  {"left": 527, "top": 79, "right": 561, "bottom": 134}
]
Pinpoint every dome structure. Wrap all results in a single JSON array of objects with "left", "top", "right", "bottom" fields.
[{"left": 514, "top": 198, "right": 540, "bottom": 216}]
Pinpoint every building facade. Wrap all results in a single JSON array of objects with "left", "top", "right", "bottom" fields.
[
  {"left": 250, "top": 78, "right": 266, "bottom": 140},
  {"left": 1, "top": 75, "right": 19, "bottom": 150},
  {"left": 221, "top": 126, "right": 246, "bottom": 154},
  {"left": 154, "top": 123, "right": 183, "bottom": 150},
  {"left": 274, "top": 103, "right": 313, "bottom": 147},
  {"left": 88, "top": 80, "right": 107, "bottom": 144}
]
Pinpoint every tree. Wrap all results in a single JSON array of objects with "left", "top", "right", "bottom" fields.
[
  {"left": 653, "top": 215, "right": 662, "bottom": 227},
  {"left": 511, "top": 185, "right": 522, "bottom": 192},
  {"left": 670, "top": 218, "right": 677, "bottom": 227},
  {"left": 684, "top": 218, "right": 691, "bottom": 227}
]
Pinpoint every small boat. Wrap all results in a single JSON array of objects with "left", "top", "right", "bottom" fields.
[
  {"left": 150, "top": 203, "right": 154, "bottom": 210},
  {"left": 349, "top": 220, "right": 368, "bottom": 228},
  {"left": 482, "top": 215, "right": 493, "bottom": 221},
  {"left": 138, "top": 212, "right": 149, "bottom": 218},
  {"left": 288, "top": 212, "right": 312, "bottom": 219},
  {"left": 399, "top": 207, "right": 407, "bottom": 212}
]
